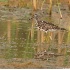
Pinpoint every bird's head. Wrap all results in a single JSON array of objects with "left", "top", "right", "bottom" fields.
[{"left": 33, "top": 14, "right": 38, "bottom": 20}]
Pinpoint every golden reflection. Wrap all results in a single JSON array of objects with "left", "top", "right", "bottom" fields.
[
  {"left": 36, "top": 29, "right": 41, "bottom": 52},
  {"left": 58, "top": 31, "right": 65, "bottom": 45},
  {"left": 56, "top": 45, "right": 68, "bottom": 67},
  {"left": 56, "top": 56, "right": 64, "bottom": 67},
  {"left": 7, "top": 20, "right": 11, "bottom": 43},
  {"left": 16, "top": 22, "right": 19, "bottom": 38},
  {"left": 41, "top": 30, "right": 45, "bottom": 43},
  {"left": 57, "top": 31, "right": 66, "bottom": 54},
  {"left": 66, "top": 31, "right": 70, "bottom": 44},
  {"left": 45, "top": 32, "right": 52, "bottom": 43},
  {"left": 31, "top": 19, "right": 34, "bottom": 41}
]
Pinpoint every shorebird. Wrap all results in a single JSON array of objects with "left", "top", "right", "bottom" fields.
[{"left": 34, "top": 14, "right": 66, "bottom": 33}]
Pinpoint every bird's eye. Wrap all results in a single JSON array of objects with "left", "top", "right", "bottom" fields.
[
  {"left": 34, "top": 14, "right": 37, "bottom": 16},
  {"left": 42, "top": 21, "right": 43, "bottom": 22}
]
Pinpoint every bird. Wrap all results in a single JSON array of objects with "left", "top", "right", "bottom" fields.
[{"left": 34, "top": 14, "right": 66, "bottom": 33}]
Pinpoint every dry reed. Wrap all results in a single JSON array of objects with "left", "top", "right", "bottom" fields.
[
  {"left": 33, "top": 0, "right": 37, "bottom": 10},
  {"left": 49, "top": 0, "right": 52, "bottom": 16},
  {"left": 57, "top": 0, "right": 63, "bottom": 18}
]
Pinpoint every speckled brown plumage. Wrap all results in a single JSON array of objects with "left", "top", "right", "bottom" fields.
[{"left": 34, "top": 14, "right": 66, "bottom": 32}]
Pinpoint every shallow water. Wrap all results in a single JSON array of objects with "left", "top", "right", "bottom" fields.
[{"left": 0, "top": 5, "right": 70, "bottom": 68}]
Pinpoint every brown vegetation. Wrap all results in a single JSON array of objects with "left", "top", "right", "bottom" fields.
[
  {"left": 0, "top": 0, "right": 69, "bottom": 7},
  {"left": 0, "top": 2, "right": 8, "bottom": 6}
]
